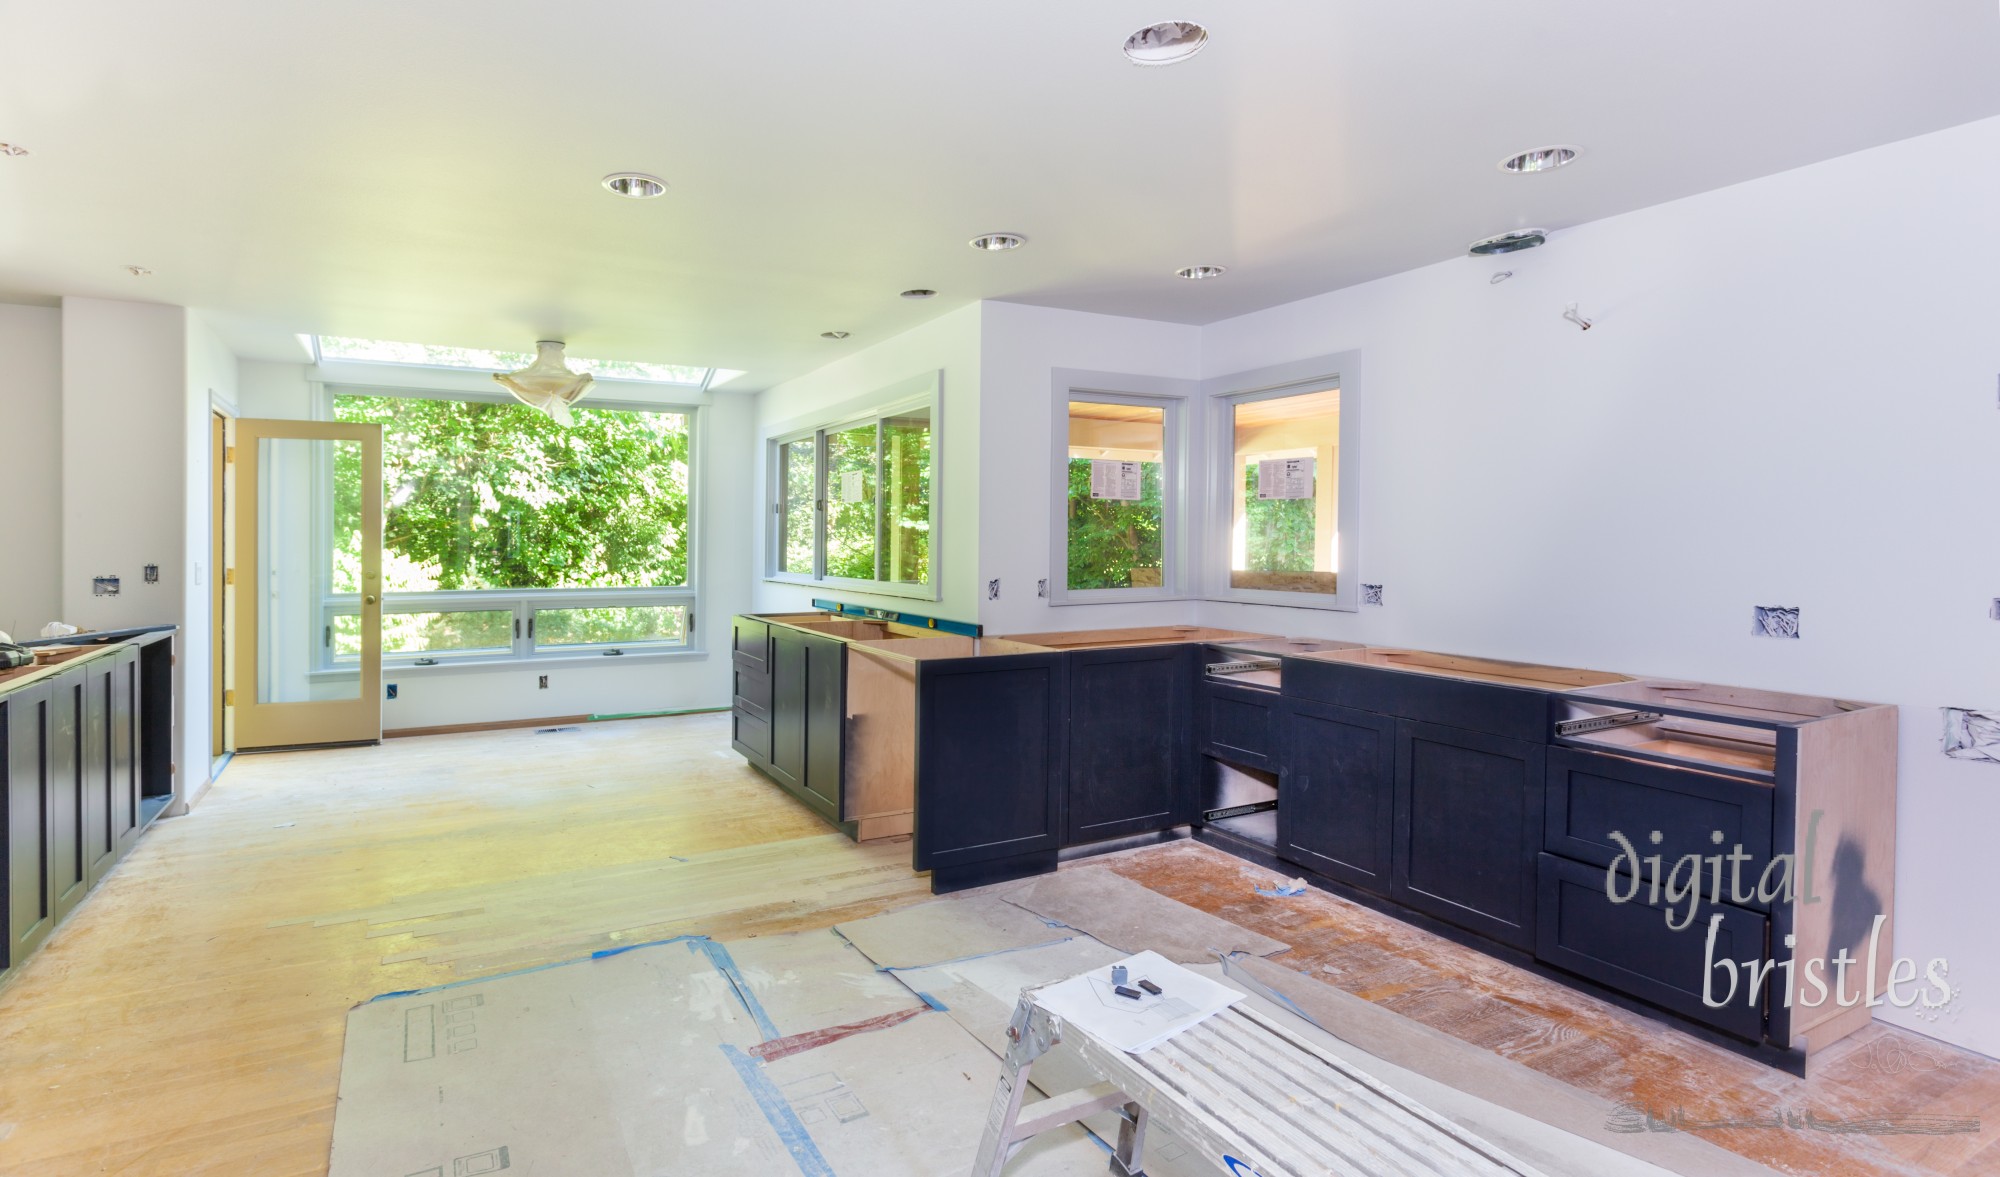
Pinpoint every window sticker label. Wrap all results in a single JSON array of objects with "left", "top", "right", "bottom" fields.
[
  {"left": 839, "top": 469, "right": 866, "bottom": 503},
  {"left": 1255, "top": 457, "right": 1314, "bottom": 500},
  {"left": 1090, "top": 459, "right": 1143, "bottom": 501}
]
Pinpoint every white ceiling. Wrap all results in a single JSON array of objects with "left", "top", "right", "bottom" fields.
[{"left": 2, "top": 1, "right": 1997, "bottom": 390}]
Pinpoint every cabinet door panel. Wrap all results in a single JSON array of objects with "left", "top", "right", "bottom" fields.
[
  {"left": 1279, "top": 700, "right": 1395, "bottom": 893},
  {"left": 1066, "top": 646, "right": 1191, "bottom": 845},
  {"left": 84, "top": 660, "right": 117, "bottom": 888},
  {"left": 767, "top": 630, "right": 808, "bottom": 789},
  {"left": 802, "top": 634, "right": 845, "bottom": 808},
  {"left": 1392, "top": 720, "right": 1545, "bottom": 949},
  {"left": 914, "top": 655, "right": 1066, "bottom": 872},
  {"left": 48, "top": 671, "right": 88, "bottom": 922},
  {"left": 6, "top": 686, "right": 56, "bottom": 967},
  {"left": 112, "top": 650, "right": 141, "bottom": 856}
]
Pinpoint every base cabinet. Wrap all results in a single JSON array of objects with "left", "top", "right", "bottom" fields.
[
  {"left": 1064, "top": 645, "right": 1192, "bottom": 846},
  {"left": 5, "top": 684, "right": 56, "bottom": 971},
  {"left": 1278, "top": 700, "right": 1395, "bottom": 894},
  {"left": 764, "top": 627, "right": 847, "bottom": 823},
  {"left": 1390, "top": 720, "right": 1545, "bottom": 951},
  {"left": 913, "top": 653, "right": 1067, "bottom": 889}
]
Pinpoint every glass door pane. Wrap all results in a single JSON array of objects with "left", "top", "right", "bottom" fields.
[
  {"left": 778, "top": 438, "right": 817, "bottom": 575},
  {"left": 1230, "top": 388, "right": 1339, "bottom": 595},
  {"left": 1066, "top": 400, "right": 1165, "bottom": 590},
  {"left": 257, "top": 437, "right": 362, "bottom": 703}
]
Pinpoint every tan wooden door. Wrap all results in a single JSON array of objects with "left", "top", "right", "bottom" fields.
[{"left": 231, "top": 419, "right": 384, "bottom": 749}]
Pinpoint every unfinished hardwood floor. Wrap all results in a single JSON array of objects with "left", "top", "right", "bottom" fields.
[
  {"left": 1101, "top": 840, "right": 2000, "bottom": 1177},
  {"left": 4, "top": 712, "right": 1996, "bottom": 1176},
  {"left": 0, "top": 713, "right": 932, "bottom": 1177}
]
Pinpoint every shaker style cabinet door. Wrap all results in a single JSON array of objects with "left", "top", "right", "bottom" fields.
[
  {"left": 1391, "top": 719, "right": 1546, "bottom": 950},
  {"left": 1065, "top": 645, "right": 1192, "bottom": 846},
  {"left": 1279, "top": 700, "right": 1396, "bottom": 894}
]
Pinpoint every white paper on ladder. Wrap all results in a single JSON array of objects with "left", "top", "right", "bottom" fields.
[{"left": 1030, "top": 950, "right": 1240, "bottom": 1054}]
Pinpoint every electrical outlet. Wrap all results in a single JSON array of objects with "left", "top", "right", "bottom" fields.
[
  {"left": 143, "top": 564, "right": 159, "bottom": 584},
  {"left": 1037, "top": 579, "right": 1048, "bottom": 599},
  {"left": 987, "top": 579, "right": 1000, "bottom": 600},
  {"left": 385, "top": 683, "right": 398, "bottom": 700},
  {"left": 538, "top": 675, "right": 550, "bottom": 689}
]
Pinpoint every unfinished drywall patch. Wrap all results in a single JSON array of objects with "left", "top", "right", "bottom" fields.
[
  {"left": 1942, "top": 708, "right": 2000, "bottom": 764},
  {"left": 1750, "top": 606, "right": 1800, "bottom": 639}
]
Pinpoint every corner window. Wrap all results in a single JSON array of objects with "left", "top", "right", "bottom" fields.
[
  {"left": 767, "top": 383, "right": 938, "bottom": 599},
  {"left": 1204, "top": 354, "right": 1357, "bottom": 611},
  {"left": 1048, "top": 374, "right": 1191, "bottom": 605},
  {"left": 323, "top": 389, "right": 699, "bottom": 665}
]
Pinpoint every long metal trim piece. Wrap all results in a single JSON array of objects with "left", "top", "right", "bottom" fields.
[{"left": 1554, "top": 709, "right": 1663, "bottom": 737}]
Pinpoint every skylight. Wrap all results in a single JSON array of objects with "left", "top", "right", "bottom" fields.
[{"left": 315, "top": 336, "right": 716, "bottom": 387}]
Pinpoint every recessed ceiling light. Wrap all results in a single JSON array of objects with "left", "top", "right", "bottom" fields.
[
  {"left": 1176, "top": 265, "right": 1227, "bottom": 280},
  {"left": 900, "top": 288, "right": 937, "bottom": 300},
  {"left": 1468, "top": 229, "right": 1547, "bottom": 256},
  {"left": 125, "top": 265, "right": 153, "bottom": 276},
  {"left": 0, "top": 143, "right": 27, "bottom": 157},
  {"left": 969, "top": 233, "right": 1026, "bottom": 251},
  {"left": 1123, "top": 21, "right": 1209, "bottom": 65},
  {"left": 601, "top": 172, "right": 667, "bottom": 199},
  {"left": 821, "top": 331, "right": 850, "bottom": 340},
  {"left": 1499, "top": 145, "right": 1581, "bottom": 174}
]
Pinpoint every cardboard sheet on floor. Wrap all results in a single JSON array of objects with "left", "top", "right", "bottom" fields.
[
  {"left": 1219, "top": 954, "right": 1780, "bottom": 1177},
  {"left": 1003, "top": 866, "right": 1288, "bottom": 962},
  {"left": 832, "top": 894, "right": 1070, "bottom": 968},
  {"left": 328, "top": 932, "right": 1111, "bottom": 1177}
]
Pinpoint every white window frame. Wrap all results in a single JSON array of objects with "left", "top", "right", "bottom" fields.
[
  {"left": 1201, "top": 351, "right": 1361, "bottom": 613},
  {"left": 313, "top": 383, "right": 705, "bottom": 671},
  {"left": 1047, "top": 369, "right": 1197, "bottom": 606},
  {"left": 763, "top": 371, "right": 943, "bottom": 602}
]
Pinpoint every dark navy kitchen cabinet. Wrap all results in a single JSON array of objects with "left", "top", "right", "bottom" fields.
[
  {"left": 913, "top": 652, "right": 1068, "bottom": 892},
  {"left": 1279, "top": 699, "right": 1396, "bottom": 894},
  {"left": 1064, "top": 644, "right": 1194, "bottom": 846},
  {"left": 1391, "top": 719, "right": 1546, "bottom": 951}
]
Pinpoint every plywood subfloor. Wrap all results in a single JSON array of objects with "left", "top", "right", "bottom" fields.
[
  {"left": 1098, "top": 840, "right": 2000, "bottom": 1177},
  {"left": 0, "top": 714, "right": 932, "bottom": 1177}
]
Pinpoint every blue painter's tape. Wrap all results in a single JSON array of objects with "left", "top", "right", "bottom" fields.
[
  {"left": 720, "top": 1045, "right": 838, "bottom": 1177},
  {"left": 693, "top": 938, "right": 783, "bottom": 1042},
  {"left": 915, "top": 991, "right": 949, "bottom": 1012},
  {"left": 363, "top": 934, "right": 711, "bottom": 1005}
]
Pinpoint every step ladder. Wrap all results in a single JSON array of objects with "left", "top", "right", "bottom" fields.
[{"left": 972, "top": 991, "right": 1546, "bottom": 1177}]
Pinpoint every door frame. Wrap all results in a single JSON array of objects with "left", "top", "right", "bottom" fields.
[{"left": 231, "top": 418, "right": 384, "bottom": 749}]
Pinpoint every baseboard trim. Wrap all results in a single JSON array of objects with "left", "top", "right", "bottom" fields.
[{"left": 383, "top": 707, "right": 729, "bottom": 739}]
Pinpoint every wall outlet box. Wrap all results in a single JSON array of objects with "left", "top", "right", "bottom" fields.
[
  {"left": 385, "top": 684, "right": 398, "bottom": 700},
  {"left": 92, "top": 575, "right": 120, "bottom": 597},
  {"left": 143, "top": 564, "right": 159, "bottom": 584},
  {"left": 538, "top": 675, "right": 550, "bottom": 689}
]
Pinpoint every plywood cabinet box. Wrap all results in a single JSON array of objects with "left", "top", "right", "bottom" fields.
[{"left": 2, "top": 629, "right": 175, "bottom": 987}]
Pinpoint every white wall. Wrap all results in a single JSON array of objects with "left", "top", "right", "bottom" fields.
[
  {"left": 0, "top": 304, "right": 62, "bottom": 639},
  {"left": 59, "top": 297, "right": 201, "bottom": 804},
  {"left": 976, "top": 301, "right": 1202, "bottom": 635},
  {"left": 237, "top": 359, "right": 751, "bottom": 729},
  {"left": 753, "top": 303, "right": 983, "bottom": 622},
  {"left": 1193, "top": 114, "right": 2000, "bottom": 1057}
]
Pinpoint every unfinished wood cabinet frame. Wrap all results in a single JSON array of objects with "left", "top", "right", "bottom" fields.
[{"left": 232, "top": 418, "right": 383, "bottom": 750}]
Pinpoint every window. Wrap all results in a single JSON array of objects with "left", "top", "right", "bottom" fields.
[
  {"left": 1048, "top": 373, "right": 1192, "bottom": 605},
  {"left": 767, "top": 376, "right": 938, "bottom": 599},
  {"left": 324, "top": 389, "right": 698, "bottom": 665},
  {"left": 1204, "top": 354, "right": 1357, "bottom": 611}
]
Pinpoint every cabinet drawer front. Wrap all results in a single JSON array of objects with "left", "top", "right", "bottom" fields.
[
  {"left": 731, "top": 708, "right": 772, "bottom": 762},
  {"left": 1546, "top": 748, "right": 1775, "bottom": 908},
  {"left": 731, "top": 616, "right": 771, "bottom": 675},
  {"left": 733, "top": 664, "right": 773, "bottom": 712},
  {"left": 1537, "top": 853, "right": 1768, "bottom": 1041},
  {"left": 1285, "top": 660, "right": 1549, "bottom": 741},
  {"left": 1202, "top": 683, "right": 1277, "bottom": 768}
]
